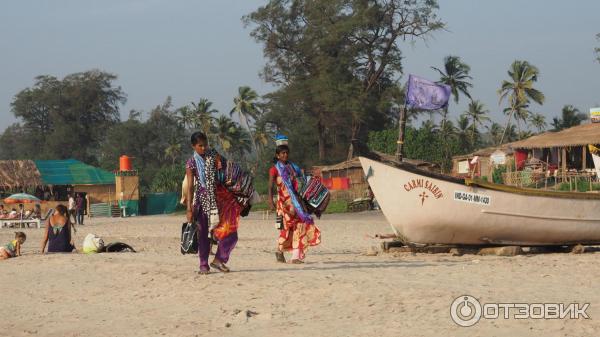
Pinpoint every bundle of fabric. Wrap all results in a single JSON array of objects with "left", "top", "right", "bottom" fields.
[
  {"left": 219, "top": 160, "right": 255, "bottom": 209},
  {"left": 298, "top": 176, "right": 330, "bottom": 216}
]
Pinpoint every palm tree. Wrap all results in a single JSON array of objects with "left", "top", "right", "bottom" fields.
[
  {"left": 462, "top": 100, "right": 490, "bottom": 145},
  {"left": 231, "top": 86, "right": 261, "bottom": 151},
  {"left": 175, "top": 106, "right": 195, "bottom": 130},
  {"left": 456, "top": 115, "right": 472, "bottom": 153},
  {"left": 498, "top": 60, "right": 545, "bottom": 143},
  {"left": 529, "top": 113, "right": 547, "bottom": 133},
  {"left": 252, "top": 121, "right": 271, "bottom": 157},
  {"left": 230, "top": 125, "right": 253, "bottom": 160},
  {"left": 212, "top": 116, "right": 237, "bottom": 155},
  {"left": 505, "top": 124, "right": 518, "bottom": 142},
  {"left": 551, "top": 105, "right": 588, "bottom": 131},
  {"left": 432, "top": 56, "right": 473, "bottom": 126},
  {"left": 502, "top": 99, "right": 535, "bottom": 136},
  {"left": 487, "top": 122, "right": 504, "bottom": 145},
  {"left": 518, "top": 130, "right": 533, "bottom": 140},
  {"left": 191, "top": 98, "right": 218, "bottom": 136},
  {"left": 596, "top": 33, "right": 600, "bottom": 64},
  {"left": 164, "top": 142, "right": 182, "bottom": 164}
]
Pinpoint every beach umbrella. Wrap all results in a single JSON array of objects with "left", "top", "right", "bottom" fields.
[{"left": 3, "top": 193, "right": 43, "bottom": 204}]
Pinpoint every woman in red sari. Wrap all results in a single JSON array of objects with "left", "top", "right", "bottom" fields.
[{"left": 268, "top": 140, "right": 321, "bottom": 264}]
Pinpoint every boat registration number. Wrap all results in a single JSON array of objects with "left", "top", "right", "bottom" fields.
[{"left": 453, "top": 191, "right": 491, "bottom": 206}]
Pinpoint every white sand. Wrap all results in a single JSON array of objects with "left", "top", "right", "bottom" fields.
[{"left": 1, "top": 211, "right": 599, "bottom": 337}]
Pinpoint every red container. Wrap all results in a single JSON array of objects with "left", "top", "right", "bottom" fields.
[{"left": 119, "top": 155, "right": 133, "bottom": 171}]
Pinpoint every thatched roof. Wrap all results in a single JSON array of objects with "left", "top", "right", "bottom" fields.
[
  {"left": 511, "top": 123, "right": 600, "bottom": 149},
  {"left": 315, "top": 151, "right": 440, "bottom": 172},
  {"left": 452, "top": 144, "right": 515, "bottom": 161},
  {"left": 0, "top": 160, "right": 43, "bottom": 188}
]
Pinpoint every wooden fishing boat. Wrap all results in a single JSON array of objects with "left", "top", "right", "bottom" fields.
[{"left": 360, "top": 156, "right": 600, "bottom": 246}]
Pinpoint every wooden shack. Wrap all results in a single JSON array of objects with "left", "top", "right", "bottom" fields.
[
  {"left": 452, "top": 145, "right": 515, "bottom": 179},
  {"left": 313, "top": 152, "right": 441, "bottom": 201}
]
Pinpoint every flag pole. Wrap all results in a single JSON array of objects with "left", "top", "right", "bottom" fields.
[{"left": 396, "top": 101, "right": 408, "bottom": 162}]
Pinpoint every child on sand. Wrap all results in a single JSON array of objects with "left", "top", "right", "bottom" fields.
[{"left": 0, "top": 232, "right": 26, "bottom": 259}]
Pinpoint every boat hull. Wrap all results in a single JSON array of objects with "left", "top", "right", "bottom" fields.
[{"left": 360, "top": 157, "right": 600, "bottom": 245}]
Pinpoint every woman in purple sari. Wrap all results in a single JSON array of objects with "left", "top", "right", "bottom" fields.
[{"left": 185, "top": 132, "right": 238, "bottom": 275}]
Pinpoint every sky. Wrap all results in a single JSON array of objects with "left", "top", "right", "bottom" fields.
[{"left": 1, "top": 0, "right": 599, "bottom": 132}]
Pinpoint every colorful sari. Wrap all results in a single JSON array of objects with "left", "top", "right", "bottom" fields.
[
  {"left": 187, "top": 154, "right": 240, "bottom": 269},
  {"left": 271, "top": 161, "right": 321, "bottom": 260}
]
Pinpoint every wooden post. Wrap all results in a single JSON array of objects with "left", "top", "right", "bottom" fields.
[
  {"left": 396, "top": 103, "right": 408, "bottom": 162},
  {"left": 562, "top": 147, "right": 567, "bottom": 179},
  {"left": 582, "top": 145, "right": 587, "bottom": 170}
]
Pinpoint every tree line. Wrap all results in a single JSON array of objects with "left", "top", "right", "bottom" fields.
[{"left": 0, "top": 70, "right": 269, "bottom": 192}]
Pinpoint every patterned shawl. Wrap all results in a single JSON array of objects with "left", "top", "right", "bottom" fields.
[
  {"left": 193, "top": 150, "right": 219, "bottom": 223},
  {"left": 275, "top": 161, "right": 313, "bottom": 224}
]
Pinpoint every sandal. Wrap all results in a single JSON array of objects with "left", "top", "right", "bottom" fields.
[
  {"left": 210, "top": 262, "right": 230, "bottom": 273},
  {"left": 197, "top": 267, "right": 210, "bottom": 275},
  {"left": 290, "top": 259, "right": 304, "bottom": 264},
  {"left": 275, "top": 251, "right": 286, "bottom": 263}
]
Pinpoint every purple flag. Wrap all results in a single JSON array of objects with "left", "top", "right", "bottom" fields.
[{"left": 405, "top": 74, "right": 451, "bottom": 110}]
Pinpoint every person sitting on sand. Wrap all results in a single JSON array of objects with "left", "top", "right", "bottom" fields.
[
  {"left": 7, "top": 208, "right": 18, "bottom": 219},
  {"left": 0, "top": 205, "right": 7, "bottom": 219},
  {"left": 0, "top": 232, "right": 26, "bottom": 259},
  {"left": 40, "top": 205, "right": 76, "bottom": 254}
]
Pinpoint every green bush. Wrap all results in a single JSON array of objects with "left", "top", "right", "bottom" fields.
[
  {"left": 492, "top": 165, "right": 507, "bottom": 184},
  {"left": 150, "top": 164, "right": 185, "bottom": 193},
  {"left": 558, "top": 181, "right": 600, "bottom": 192}
]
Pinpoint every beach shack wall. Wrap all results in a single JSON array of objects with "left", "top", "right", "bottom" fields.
[
  {"left": 312, "top": 158, "right": 367, "bottom": 200},
  {"left": 313, "top": 153, "right": 441, "bottom": 201},
  {"left": 451, "top": 146, "right": 514, "bottom": 179}
]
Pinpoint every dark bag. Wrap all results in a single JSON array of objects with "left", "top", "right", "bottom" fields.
[
  {"left": 181, "top": 222, "right": 198, "bottom": 254},
  {"left": 103, "top": 242, "right": 136, "bottom": 253}
]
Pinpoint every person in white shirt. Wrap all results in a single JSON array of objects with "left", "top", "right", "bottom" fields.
[{"left": 68, "top": 194, "right": 76, "bottom": 223}]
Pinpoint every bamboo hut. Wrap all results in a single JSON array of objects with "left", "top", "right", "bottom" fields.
[
  {"left": 509, "top": 123, "right": 600, "bottom": 173},
  {"left": 452, "top": 145, "right": 515, "bottom": 179},
  {"left": 313, "top": 152, "right": 440, "bottom": 201}
]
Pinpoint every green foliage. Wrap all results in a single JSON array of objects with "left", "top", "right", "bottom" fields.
[
  {"left": 551, "top": 105, "right": 588, "bottom": 131},
  {"left": 324, "top": 200, "right": 349, "bottom": 214},
  {"left": 367, "top": 128, "right": 398, "bottom": 155},
  {"left": 246, "top": 0, "right": 444, "bottom": 163},
  {"left": 498, "top": 60, "right": 545, "bottom": 141},
  {"left": 558, "top": 181, "right": 600, "bottom": 192},
  {"left": 367, "top": 121, "right": 466, "bottom": 172},
  {"left": 2, "top": 70, "right": 126, "bottom": 163},
  {"left": 150, "top": 165, "right": 185, "bottom": 193},
  {"left": 98, "top": 97, "right": 187, "bottom": 189},
  {"left": 492, "top": 165, "right": 507, "bottom": 184}
]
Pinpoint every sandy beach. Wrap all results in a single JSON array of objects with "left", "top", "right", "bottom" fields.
[{"left": 1, "top": 211, "right": 599, "bottom": 337}]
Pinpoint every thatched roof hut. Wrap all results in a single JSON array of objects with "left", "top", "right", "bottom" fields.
[
  {"left": 510, "top": 123, "right": 600, "bottom": 149},
  {"left": 0, "top": 160, "right": 43, "bottom": 188}
]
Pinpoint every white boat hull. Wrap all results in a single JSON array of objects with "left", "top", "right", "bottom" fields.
[{"left": 360, "top": 157, "right": 600, "bottom": 245}]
